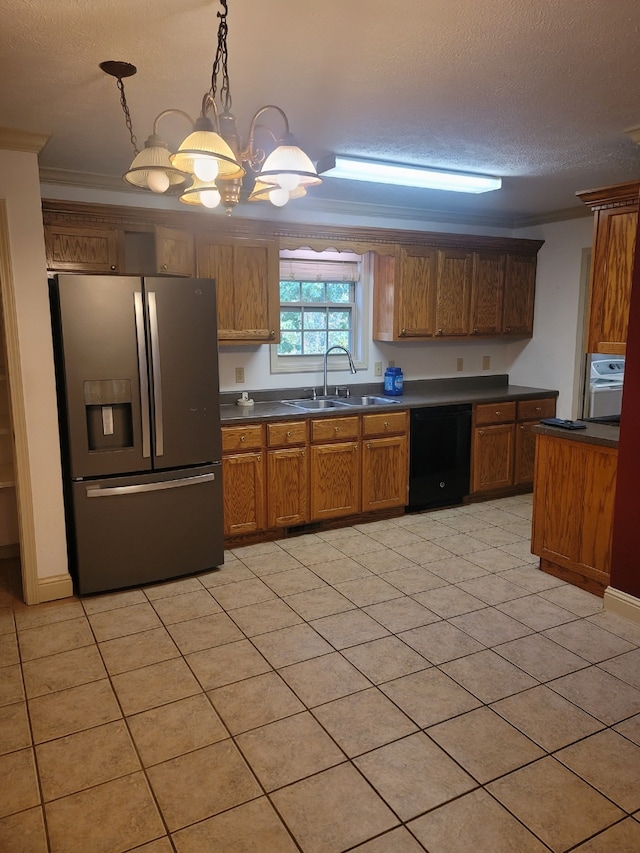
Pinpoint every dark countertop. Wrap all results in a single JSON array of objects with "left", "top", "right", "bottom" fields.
[
  {"left": 532, "top": 421, "right": 619, "bottom": 449},
  {"left": 220, "top": 375, "right": 559, "bottom": 424}
]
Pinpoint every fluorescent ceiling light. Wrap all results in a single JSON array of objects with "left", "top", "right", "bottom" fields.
[{"left": 318, "top": 155, "right": 501, "bottom": 194}]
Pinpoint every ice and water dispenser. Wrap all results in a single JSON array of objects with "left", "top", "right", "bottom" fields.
[{"left": 84, "top": 379, "right": 134, "bottom": 451}]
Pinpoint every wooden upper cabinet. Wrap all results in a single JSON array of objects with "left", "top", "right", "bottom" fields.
[
  {"left": 502, "top": 254, "right": 536, "bottom": 336},
  {"left": 435, "top": 249, "right": 472, "bottom": 336},
  {"left": 578, "top": 181, "right": 639, "bottom": 355},
  {"left": 155, "top": 226, "right": 195, "bottom": 277},
  {"left": 470, "top": 251, "right": 505, "bottom": 336},
  {"left": 45, "top": 223, "right": 120, "bottom": 273},
  {"left": 372, "top": 247, "right": 437, "bottom": 340},
  {"left": 196, "top": 235, "right": 280, "bottom": 344}
]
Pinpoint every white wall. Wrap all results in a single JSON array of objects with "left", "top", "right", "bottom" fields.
[
  {"left": 0, "top": 149, "right": 69, "bottom": 586},
  {"left": 509, "top": 217, "right": 594, "bottom": 418}
]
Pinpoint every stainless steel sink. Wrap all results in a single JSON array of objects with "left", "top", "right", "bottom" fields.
[
  {"left": 338, "top": 395, "right": 399, "bottom": 406},
  {"left": 283, "top": 399, "right": 352, "bottom": 410}
]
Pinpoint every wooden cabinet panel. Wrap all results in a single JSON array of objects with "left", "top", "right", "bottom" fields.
[
  {"left": 472, "top": 423, "right": 515, "bottom": 492},
  {"left": 196, "top": 236, "right": 279, "bottom": 343},
  {"left": 532, "top": 434, "right": 616, "bottom": 593},
  {"left": 310, "top": 442, "right": 360, "bottom": 521},
  {"left": 362, "top": 435, "right": 408, "bottom": 511},
  {"left": 45, "top": 224, "right": 120, "bottom": 273},
  {"left": 587, "top": 207, "right": 637, "bottom": 354},
  {"left": 155, "top": 226, "right": 195, "bottom": 277},
  {"left": 470, "top": 251, "right": 505, "bottom": 336},
  {"left": 267, "top": 447, "right": 308, "bottom": 528},
  {"left": 397, "top": 247, "right": 438, "bottom": 338},
  {"left": 222, "top": 451, "right": 265, "bottom": 535},
  {"left": 221, "top": 424, "right": 264, "bottom": 452},
  {"left": 475, "top": 401, "right": 517, "bottom": 426},
  {"left": 503, "top": 254, "right": 536, "bottom": 335},
  {"left": 310, "top": 416, "right": 359, "bottom": 443},
  {"left": 516, "top": 398, "right": 556, "bottom": 421},
  {"left": 514, "top": 421, "right": 537, "bottom": 486},
  {"left": 435, "top": 249, "right": 472, "bottom": 336},
  {"left": 362, "top": 410, "right": 408, "bottom": 437},
  {"left": 267, "top": 420, "right": 308, "bottom": 447}
]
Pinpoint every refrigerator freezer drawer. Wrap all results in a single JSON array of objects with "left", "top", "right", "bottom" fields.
[{"left": 71, "top": 465, "right": 224, "bottom": 595}]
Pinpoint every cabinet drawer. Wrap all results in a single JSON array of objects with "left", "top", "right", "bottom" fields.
[
  {"left": 517, "top": 397, "right": 556, "bottom": 421},
  {"left": 267, "top": 420, "right": 308, "bottom": 447},
  {"left": 221, "top": 424, "right": 264, "bottom": 452},
  {"left": 475, "top": 401, "right": 516, "bottom": 425},
  {"left": 362, "top": 410, "right": 409, "bottom": 437},
  {"left": 311, "top": 416, "right": 360, "bottom": 443}
]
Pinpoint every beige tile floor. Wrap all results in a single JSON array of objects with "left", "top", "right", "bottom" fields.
[{"left": 2, "top": 494, "right": 640, "bottom": 852}]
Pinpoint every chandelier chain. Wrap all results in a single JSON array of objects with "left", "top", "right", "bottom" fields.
[
  {"left": 210, "top": 0, "right": 232, "bottom": 113},
  {"left": 116, "top": 76, "right": 139, "bottom": 156}
]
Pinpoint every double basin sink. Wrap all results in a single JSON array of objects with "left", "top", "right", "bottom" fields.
[{"left": 282, "top": 395, "right": 399, "bottom": 411}]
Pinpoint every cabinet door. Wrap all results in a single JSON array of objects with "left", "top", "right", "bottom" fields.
[
  {"left": 514, "top": 421, "right": 537, "bottom": 486},
  {"left": 155, "top": 226, "right": 195, "bottom": 277},
  {"left": 362, "top": 435, "right": 408, "bottom": 511},
  {"left": 472, "top": 423, "right": 515, "bottom": 493},
  {"left": 267, "top": 447, "right": 308, "bottom": 528},
  {"left": 435, "top": 249, "right": 472, "bottom": 336},
  {"left": 310, "top": 441, "right": 360, "bottom": 520},
  {"left": 470, "top": 252, "right": 505, "bottom": 336},
  {"left": 196, "top": 236, "right": 279, "bottom": 343},
  {"left": 222, "top": 452, "right": 265, "bottom": 535},
  {"left": 587, "top": 207, "right": 637, "bottom": 354},
  {"left": 503, "top": 254, "right": 536, "bottom": 335},
  {"left": 396, "top": 247, "right": 437, "bottom": 338},
  {"left": 45, "top": 224, "right": 120, "bottom": 273}
]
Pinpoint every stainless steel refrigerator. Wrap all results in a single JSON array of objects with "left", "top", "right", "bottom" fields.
[{"left": 50, "top": 274, "right": 223, "bottom": 595}]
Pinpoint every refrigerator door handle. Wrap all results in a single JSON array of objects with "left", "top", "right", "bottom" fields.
[
  {"left": 134, "top": 291, "right": 152, "bottom": 459},
  {"left": 85, "top": 471, "right": 217, "bottom": 498},
  {"left": 147, "top": 291, "right": 164, "bottom": 458}
]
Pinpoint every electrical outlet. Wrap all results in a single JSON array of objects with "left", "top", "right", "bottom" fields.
[
  {"left": 482, "top": 355, "right": 491, "bottom": 370},
  {"left": 456, "top": 357, "right": 464, "bottom": 372},
  {"left": 235, "top": 367, "right": 245, "bottom": 383},
  {"left": 374, "top": 362, "right": 382, "bottom": 377},
  {"left": 388, "top": 360, "right": 395, "bottom": 368}
]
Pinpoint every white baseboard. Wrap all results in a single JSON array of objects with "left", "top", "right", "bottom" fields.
[
  {"left": 603, "top": 586, "right": 640, "bottom": 628},
  {"left": 37, "top": 573, "right": 74, "bottom": 603}
]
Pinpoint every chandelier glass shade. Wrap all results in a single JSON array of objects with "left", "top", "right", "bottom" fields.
[{"left": 102, "top": 0, "right": 321, "bottom": 214}]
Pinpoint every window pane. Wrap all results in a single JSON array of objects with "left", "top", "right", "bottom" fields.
[
  {"left": 280, "top": 309, "right": 302, "bottom": 330},
  {"left": 278, "top": 331, "right": 302, "bottom": 355},
  {"left": 328, "top": 330, "right": 350, "bottom": 349},
  {"left": 326, "top": 282, "right": 351, "bottom": 303},
  {"left": 279, "top": 282, "right": 300, "bottom": 302},
  {"left": 300, "top": 282, "right": 325, "bottom": 302},
  {"left": 328, "top": 310, "right": 351, "bottom": 330},
  {"left": 304, "top": 331, "right": 327, "bottom": 354},
  {"left": 304, "top": 308, "right": 327, "bottom": 330}
]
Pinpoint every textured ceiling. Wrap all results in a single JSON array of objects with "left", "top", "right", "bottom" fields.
[{"left": 2, "top": 0, "right": 640, "bottom": 226}]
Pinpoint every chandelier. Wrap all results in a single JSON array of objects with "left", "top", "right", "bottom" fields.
[{"left": 101, "top": 0, "right": 321, "bottom": 214}]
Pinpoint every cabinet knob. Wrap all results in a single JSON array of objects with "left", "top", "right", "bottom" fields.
[
  {"left": 161, "top": 263, "right": 168, "bottom": 271},
  {"left": 367, "top": 442, "right": 372, "bottom": 449},
  {"left": 269, "top": 330, "right": 276, "bottom": 339},
  {"left": 472, "top": 328, "right": 478, "bottom": 335},
  {"left": 505, "top": 327, "right": 511, "bottom": 333},
  {"left": 286, "top": 431, "right": 292, "bottom": 437},
  {"left": 437, "top": 328, "right": 443, "bottom": 336},
  {"left": 240, "top": 435, "right": 246, "bottom": 442},
  {"left": 301, "top": 451, "right": 306, "bottom": 456},
  {"left": 384, "top": 421, "right": 389, "bottom": 428},
  {"left": 520, "top": 425, "right": 525, "bottom": 430},
  {"left": 257, "top": 455, "right": 261, "bottom": 461},
  {"left": 400, "top": 328, "right": 407, "bottom": 336},
  {"left": 479, "top": 430, "right": 484, "bottom": 435},
  {"left": 354, "top": 445, "right": 358, "bottom": 451},
  {"left": 110, "top": 265, "right": 117, "bottom": 271},
  {"left": 495, "top": 411, "right": 501, "bottom": 416},
  {"left": 535, "top": 406, "right": 542, "bottom": 412},
  {"left": 334, "top": 426, "right": 340, "bottom": 433}
]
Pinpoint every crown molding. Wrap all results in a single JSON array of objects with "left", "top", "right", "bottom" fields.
[
  {"left": 38, "top": 166, "right": 591, "bottom": 232},
  {"left": 0, "top": 127, "right": 50, "bottom": 154}
]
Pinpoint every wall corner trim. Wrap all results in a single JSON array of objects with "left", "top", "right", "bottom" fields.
[
  {"left": 603, "top": 586, "right": 640, "bottom": 628},
  {"left": 0, "top": 127, "right": 50, "bottom": 154},
  {"left": 37, "top": 573, "right": 74, "bottom": 603}
]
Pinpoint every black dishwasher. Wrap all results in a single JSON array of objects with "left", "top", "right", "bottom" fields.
[{"left": 408, "top": 404, "right": 472, "bottom": 510}]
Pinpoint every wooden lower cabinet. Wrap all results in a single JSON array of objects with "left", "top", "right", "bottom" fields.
[
  {"left": 532, "top": 433, "right": 617, "bottom": 595},
  {"left": 472, "top": 397, "right": 556, "bottom": 495},
  {"left": 267, "top": 448, "right": 308, "bottom": 528},
  {"left": 362, "top": 435, "right": 408, "bottom": 511},
  {"left": 310, "top": 442, "right": 361, "bottom": 521},
  {"left": 222, "top": 452, "right": 265, "bottom": 536}
]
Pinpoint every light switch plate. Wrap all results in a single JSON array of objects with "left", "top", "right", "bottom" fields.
[{"left": 235, "top": 367, "right": 245, "bottom": 383}]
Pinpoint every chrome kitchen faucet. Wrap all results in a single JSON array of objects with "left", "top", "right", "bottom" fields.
[{"left": 323, "top": 345, "right": 356, "bottom": 397}]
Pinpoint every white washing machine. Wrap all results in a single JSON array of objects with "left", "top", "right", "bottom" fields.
[{"left": 588, "top": 357, "right": 625, "bottom": 417}]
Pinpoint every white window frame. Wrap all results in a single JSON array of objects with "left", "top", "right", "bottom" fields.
[{"left": 270, "top": 249, "right": 370, "bottom": 375}]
